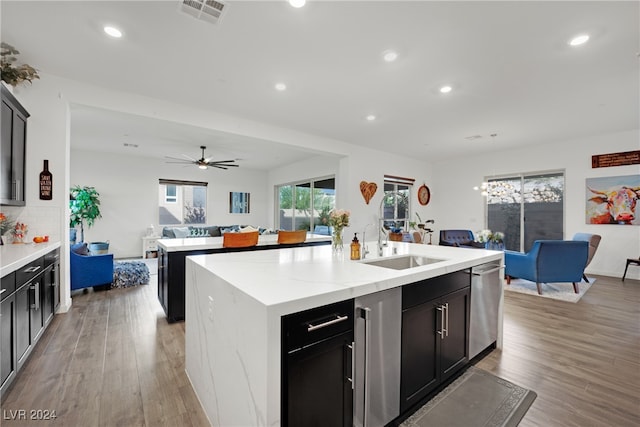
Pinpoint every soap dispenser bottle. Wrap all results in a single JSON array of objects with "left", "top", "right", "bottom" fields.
[{"left": 350, "top": 233, "right": 361, "bottom": 260}]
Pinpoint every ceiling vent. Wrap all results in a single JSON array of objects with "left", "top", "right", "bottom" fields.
[{"left": 179, "top": 0, "right": 227, "bottom": 24}]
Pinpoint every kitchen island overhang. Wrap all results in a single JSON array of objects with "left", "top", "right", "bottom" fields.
[{"left": 184, "top": 242, "right": 503, "bottom": 427}]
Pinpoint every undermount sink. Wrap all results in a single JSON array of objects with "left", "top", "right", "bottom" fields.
[{"left": 362, "top": 255, "right": 446, "bottom": 270}]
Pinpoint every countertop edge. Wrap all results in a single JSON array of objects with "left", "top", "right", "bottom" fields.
[{"left": 1, "top": 241, "right": 62, "bottom": 278}]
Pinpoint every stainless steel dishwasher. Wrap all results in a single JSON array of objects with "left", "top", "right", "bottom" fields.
[
  {"left": 469, "top": 261, "right": 503, "bottom": 359},
  {"left": 354, "top": 287, "right": 401, "bottom": 427}
]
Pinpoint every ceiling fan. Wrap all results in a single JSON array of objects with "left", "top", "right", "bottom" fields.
[{"left": 165, "top": 145, "right": 239, "bottom": 170}]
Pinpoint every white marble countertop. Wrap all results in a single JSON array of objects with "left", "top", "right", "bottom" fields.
[
  {"left": 0, "top": 241, "right": 62, "bottom": 278},
  {"left": 188, "top": 241, "right": 502, "bottom": 315},
  {"left": 157, "top": 232, "right": 331, "bottom": 252},
  {"left": 185, "top": 241, "right": 504, "bottom": 427}
]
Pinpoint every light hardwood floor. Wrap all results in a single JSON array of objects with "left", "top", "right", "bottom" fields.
[{"left": 1, "top": 270, "right": 639, "bottom": 426}]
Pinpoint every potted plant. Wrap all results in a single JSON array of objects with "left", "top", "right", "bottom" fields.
[
  {"left": 1, "top": 43, "right": 40, "bottom": 87},
  {"left": 69, "top": 185, "right": 103, "bottom": 247}
]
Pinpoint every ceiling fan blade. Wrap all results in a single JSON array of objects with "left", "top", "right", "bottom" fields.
[
  {"left": 166, "top": 160, "right": 195, "bottom": 164},
  {"left": 208, "top": 159, "right": 236, "bottom": 163},
  {"left": 210, "top": 162, "right": 239, "bottom": 167},
  {"left": 212, "top": 165, "right": 229, "bottom": 170}
]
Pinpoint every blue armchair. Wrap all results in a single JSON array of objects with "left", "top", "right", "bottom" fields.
[
  {"left": 70, "top": 244, "right": 114, "bottom": 291},
  {"left": 504, "top": 240, "right": 589, "bottom": 295}
]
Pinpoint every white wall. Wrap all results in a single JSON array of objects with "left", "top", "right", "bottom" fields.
[
  {"left": 267, "top": 146, "right": 437, "bottom": 247},
  {"left": 8, "top": 70, "right": 638, "bottom": 319},
  {"left": 71, "top": 149, "right": 269, "bottom": 258},
  {"left": 431, "top": 129, "right": 640, "bottom": 279}
]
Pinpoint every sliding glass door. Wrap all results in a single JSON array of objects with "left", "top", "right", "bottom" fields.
[{"left": 486, "top": 172, "right": 564, "bottom": 252}]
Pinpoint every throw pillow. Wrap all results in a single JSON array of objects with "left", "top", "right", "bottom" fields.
[
  {"left": 173, "top": 227, "right": 190, "bottom": 238},
  {"left": 71, "top": 242, "right": 90, "bottom": 256},
  {"left": 240, "top": 225, "right": 258, "bottom": 233}
]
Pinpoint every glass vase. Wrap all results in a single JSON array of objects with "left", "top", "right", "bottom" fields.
[{"left": 332, "top": 228, "right": 344, "bottom": 254}]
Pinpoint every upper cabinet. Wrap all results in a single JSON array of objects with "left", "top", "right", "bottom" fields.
[{"left": 1, "top": 83, "right": 29, "bottom": 206}]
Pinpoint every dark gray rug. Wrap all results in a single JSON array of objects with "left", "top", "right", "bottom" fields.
[{"left": 401, "top": 366, "right": 537, "bottom": 427}]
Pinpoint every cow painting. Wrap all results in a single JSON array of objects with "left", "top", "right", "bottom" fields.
[{"left": 587, "top": 185, "right": 640, "bottom": 225}]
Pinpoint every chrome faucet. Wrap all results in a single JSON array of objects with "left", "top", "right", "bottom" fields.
[{"left": 378, "top": 191, "right": 404, "bottom": 256}]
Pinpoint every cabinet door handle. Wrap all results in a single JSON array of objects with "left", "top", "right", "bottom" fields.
[
  {"left": 437, "top": 305, "right": 445, "bottom": 339},
  {"left": 24, "top": 265, "right": 42, "bottom": 273},
  {"left": 347, "top": 342, "right": 354, "bottom": 390},
  {"left": 359, "top": 307, "right": 371, "bottom": 427},
  {"left": 443, "top": 302, "right": 449, "bottom": 338},
  {"left": 30, "top": 283, "right": 40, "bottom": 310},
  {"left": 307, "top": 314, "right": 349, "bottom": 332}
]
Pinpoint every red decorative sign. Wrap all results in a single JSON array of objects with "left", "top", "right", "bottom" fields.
[{"left": 592, "top": 150, "right": 640, "bottom": 168}]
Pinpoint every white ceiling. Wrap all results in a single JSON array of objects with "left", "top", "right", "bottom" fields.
[{"left": 2, "top": 0, "right": 638, "bottom": 169}]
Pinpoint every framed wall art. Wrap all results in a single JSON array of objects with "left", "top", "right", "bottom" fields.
[
  {"left": 229, "top": 192, "right": 250, "bottom": 214},
  {"left": 585, "top": 175, "right": 640, "bottom": 225}
]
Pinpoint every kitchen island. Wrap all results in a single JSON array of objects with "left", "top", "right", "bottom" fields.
[
  {"left": 157, "top": 233, "right": 331, "bottom": 321},
  {"left": 184, "top": 242, "right": 503, "bottom": 427}
]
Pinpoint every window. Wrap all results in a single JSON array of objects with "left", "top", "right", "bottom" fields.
[
  {"left": 382, "top": 175, "right": 414, "bottom": 230},
  {"left": 165, "top": 185, "right": 177, "bottom": 203},
  {"left": 277, "top": 177, "right": 335, "bottom": 231},
  {"left": 158, "top": 179, "right": 208, "bottom": 225},
  {"left": 485, "top": 171, "right": 564, "bottom": 251}
]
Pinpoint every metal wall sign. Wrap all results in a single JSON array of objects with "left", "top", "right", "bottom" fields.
[{"left": 591, "top": 150, "right": 640, "bottom": 168}]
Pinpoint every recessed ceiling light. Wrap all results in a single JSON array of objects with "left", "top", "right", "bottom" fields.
[
  {"left": 289, "top": 0, "right": 306, "bottom": 8},
  {"left": 366, "top": 115, "right": 376, "bottom": 121},
  {"left": 275, "top": 82, "right": 287, "bottom": 91},
  {"left": 439, "top": 85, "right": 452, "bottom": 94},
  {"left": 569, "top": 34, "right": 589, "bottom": 46},
  {"left": 382, "top": 50, "right": 398, "bottom": 62},
  {"left": 104, "top": 26, "right": 122, "bottom": 38}
]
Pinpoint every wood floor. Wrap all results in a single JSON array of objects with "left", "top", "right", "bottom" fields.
[{"left": 1, "top": 271, "right": 639, "bottom": 426}]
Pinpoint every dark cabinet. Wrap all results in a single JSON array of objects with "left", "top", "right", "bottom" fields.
[
  {"left": 42, "top": 249, "right": 61, "bottom": 325},
  {"left": 1, "top": 248, "right": 58, "bottom": 398},
  {"left": 282, "top": 299, "right": 354, "bottom": 427},
  {"left": 1, "top": 293, "right": 16, "bottom": 394},
  {"left": 0, "top": 83, "right": 29, "bottom": 206},
  {"left": 400, "top": 270, "right": 471, "bottom": 413},
  {"left": 15, "top": 283, "right": 31, "bottom": 365}
]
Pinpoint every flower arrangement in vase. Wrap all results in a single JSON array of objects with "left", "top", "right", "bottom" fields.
[
  {"left": 11, "top": 221, "right": 28, "bottom": 244},
  {"left": 475, "top": 229, "right": 505, "bottom": 250},
  {"left": 328, "top": 209, "right": 350, "bottom": 253},
  {"left": 0, "top": 213, "right": 14, "bottom": 245}
]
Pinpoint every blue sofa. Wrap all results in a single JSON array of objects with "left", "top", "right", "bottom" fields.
[
  {"left": 70, "top": 243, "right": 114, "bottom": 291},
  {"left": 504, "top": 240, "right": 589, "bottom": 295},
  {"left": 439, "top": 229, "right": 485, "bottom": 248}
]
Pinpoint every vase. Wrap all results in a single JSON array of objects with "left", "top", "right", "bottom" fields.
[
  {"left": 332, "top": 228, "right": 344, "bottom": 254},
  {"left": 485, "top": 241, "right": 504, "bottom": 250}
]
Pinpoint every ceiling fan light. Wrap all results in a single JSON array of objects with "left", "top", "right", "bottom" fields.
[{"left": 199, "top": 164, "right": 208, "bottom": 170}]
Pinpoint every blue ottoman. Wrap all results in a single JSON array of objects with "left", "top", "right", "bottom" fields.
[{"left": 113, "top": 261, "right": 150, "bottom": 288}]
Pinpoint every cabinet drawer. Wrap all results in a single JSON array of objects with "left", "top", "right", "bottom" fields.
[
  {"left": 402, "top": 269, "right": 470, "bottom": 310},
  {"left": 1, "top": 272, "right": 15, "bottom": 300},
  {"left": 44, "top": 249, "right": 60, "bottom": 267},
  {"left": 283, "top": 299, "right": 354, "bottom": 352},
  {"left": 16, "top": 257, "right": 44, "bottom": 287}
]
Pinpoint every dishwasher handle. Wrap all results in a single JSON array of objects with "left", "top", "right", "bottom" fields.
[{"left": 471, "top": 265, "right": 504, "bottom": 276}]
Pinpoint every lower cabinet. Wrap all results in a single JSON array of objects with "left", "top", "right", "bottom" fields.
[
  {"left": 0, "top": 294, "right": 16, "bottom": 393},
  {"left": 15, "top": 283, "right": 32, "bottom": 366},
  {"left": 1, "top": 247, "right": 59, "bottom": 398},
  {"left": 282, "top": 299, "right": 354, "bottom": 427},
  {"left": 400, "top": 270, "right": 471, "bottom": 414}
]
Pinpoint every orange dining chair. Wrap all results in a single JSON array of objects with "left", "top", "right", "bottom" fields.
[
  {"left": 277, "top": 230, "right": 307, "bottom": 245},
  {"left": 222, "top": 231, "right": 259, "bottom": 248}
]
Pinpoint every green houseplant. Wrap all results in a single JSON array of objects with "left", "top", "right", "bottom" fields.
[
  {"left": 69, "top": 186, "right": 101, "bottom": 243},
  {"left": 1, "top": 43, "right": 40, "bottom": 87}
]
